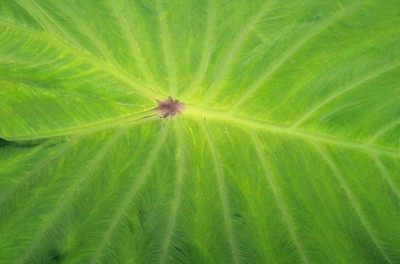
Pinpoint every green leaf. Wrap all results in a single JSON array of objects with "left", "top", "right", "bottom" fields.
[{"left": 1, "top": 0, "right": 399, "bottom": 263}]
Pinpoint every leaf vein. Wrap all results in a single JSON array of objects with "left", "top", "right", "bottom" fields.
[
  {"left": 186, "top": 107, "right": 399, "bottom": 157},
  {"left": 250, "top": 131, "right": 310, "bottom": 263},
  {"left": 292, "top": 63, "right": 400, "bottom": 127},
  {"left": 200, "top": 121, "right": 240, "bottom": 264},
  {"left": 367, "top": 119, "right": 400, "bottom": 145},
  {"left": 159, "top": 120, "right": 185, "bottom": 264},
  {"left": 0, "top": 136, "right": 79, "bottom": 217},
  {"left": 0, "top": 19, "right": 159, "bottom": 98},
  {"left": 17, "top": 128, "right": 126, "bottom": 263},
  {"left": 92, "top": 124, "right": 170, "bottom": 263},
  {"left": 156, "top": 0, "right": 178, "bottom": 95},
  {"left": 182, "top": 0, "right": 215, "bottom": 98},
  {"left": 109, "top": 0, "right": 158, "bottom": 87},
  {"left": 1, "top": 110, "right": 157, "bottom": 141},
  {"left": 230, "top": 2, "right": 361, "bottom": 111},
  {"left": 314, "top": 144, "right": 394, "bottom": 264},
  {"left": 199, "top": 0, "right": 276, "bottom": 103},
  {"left": 15, "top": 0, "right": 81, "bottom": 49},
  {"left": 48, "top": 0, "right": 115, "bottom": 63},
  {"left": 369, "top": 154, "right": 400, "bottom": 201}
]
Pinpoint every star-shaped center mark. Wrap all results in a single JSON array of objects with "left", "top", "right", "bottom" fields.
[{"left": 154, "top": 96, "right": 184, "bottom": 118}]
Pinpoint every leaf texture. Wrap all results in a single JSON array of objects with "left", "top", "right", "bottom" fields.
[{"left": 0, "top": 0, "right": 399, "bottom": 263}]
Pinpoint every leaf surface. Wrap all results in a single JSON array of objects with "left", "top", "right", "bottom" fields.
[{"left": 0, "top": 0, "right": 399, "bottom": 263}]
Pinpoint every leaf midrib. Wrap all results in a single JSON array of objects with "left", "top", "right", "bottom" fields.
[
  {"left": 186, "top": 106, "right": 399, "bottom": 157},
  {"left": 2, "top": 105, "right": 398, "bottom": 157},
  {"left": 0, "top": 110, "right": 156, "bottom": 141}
]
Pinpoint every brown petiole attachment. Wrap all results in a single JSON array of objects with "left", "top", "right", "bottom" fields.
[{"left": 153, "top": 96, "right": 185, "bottom": 118}]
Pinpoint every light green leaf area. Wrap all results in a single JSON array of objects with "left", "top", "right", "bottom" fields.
[{"left": 0, "top": 0, "right": 399, "bottom": 263}]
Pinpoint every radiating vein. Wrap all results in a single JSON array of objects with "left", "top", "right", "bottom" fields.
[
  {"left": 367, "top": 119, "right": 400, "bottom": 145},
  {"left": 200, "top": 0, "right": 276, "bottom": 103},
  {"left": 30, "top": 87, "right": 80, "bottom": 129},
  {"left": 110, "top": 0, "right": 157, "bottom": 87},
  {"left": 182, "top": 0, "right": 215, "bottom": 98},
  {"left": 292, "top": 63, "right": 400, "bottom": 127},
  {"left": 1, "top": 110, "right": 157, "bottom": 141},
  {"left": 17, "top": 128, "right": 126, "bottom": 263},
  {"left": 65, "top": 127, "right": 163, "bottom": 259},
  {"left": 0, "top": 142, "right": 44, "bottom": 174},
  {"left": 159, "top": 120, "right": 185, "bottom": 264},
  {"left": 230, "top": 3, "right": 360, "bottom": 111},
  {"left": 250, "top": 131, "right": 309, "bottom": 263},
  {"left": 47, "top": 0, "right": 115, "bottom": 63},
  {"left": 92, "top": 124, "right": 170, "bottom": 263},
  {"left": 15, "top": 0, "right": 81, "bottom": 49},
  {"left": 156, "top": 0, "right": 178, "bottom": 95},
  {"left": 314, "top": 144, "right": 394, "bottom": 264},
  {"left": 200, "top": 121, "right": 240, "bottom": 264},
  {"left": 0, "top": 136, "right": 79, "bottom": 211},
  {"left": 186, "top": 106, "right": 399, "bottom": 157},
  {"left": 0, "top": 19, "right": 159, "bottom": 98},
  {"left": 369, "top": 154, "right": 400, "bottom": 201}
]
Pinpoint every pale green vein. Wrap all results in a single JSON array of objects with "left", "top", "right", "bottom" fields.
[
  {"left": 186, "top": 106, "right": 399, "bottom": 157},
  {"left": 1, "top": 109, "right": 158, "bottom": 141},
  {"left": 250, "top": 131, "right": 309, "bottom": 264},
  {"left": 17, "top": 127, "right": 126, "bottom": 263},
  {"left": 369, "top": 154, "right": 400, "bottom": 201},
  {"left": 268, "top": 31, "right": 398, "bottom": 116},
  {"left": 92, "top": 124, "right": 170, "bottom": 264},
  {"left": 0, "top": 142, "right": 44, "bottom": 174},
  {"left": 159, "top": 120, "right": 185, "bottom": 264},
  {"left": 29, "top": 87, "right": 81, "bottom": 130},
  {"left": 48, "top": 0, "right": 115, "bottom": 63},
  {"left": 66, "top": 126, "right": 160, "bottom": 258},
  {"left": 0, "top": 136, "right": 79, "bottom": 210},
  {"left": 156, "top": 0, "right": 178, "bottom": 95},
  {"left": 200, "top": 121, "right": 240, "bottom": 264},
  {"left": 109, "top": 0, "right": 158, "bottom": 88},
  {"left": 314, "top": 144, "right": 394, "bottom": 264},
  {"left": 0, "top": 19, "right": 159, "bottom": 98},
  {"left": 15, "top": 0, "right": 81, "bottom": 49},
  {"left": 292, "top": 63, "right": 400, "bottom": 127},
  {"left": 229, "top": 3, "right": 360, "bottom": 112},
  {"left": 181, "top": 0, "right": 215, "bottom": 98},
  {"left": 367, "top": 119, "right": 400, "bottom": 145},
  {"left": 200, "top": 0, "right": 276, "bottom": 103}
]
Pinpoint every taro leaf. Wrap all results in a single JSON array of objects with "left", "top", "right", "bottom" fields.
[{"left": 0, "top": 0, "right": 399, "bottom": 263}]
